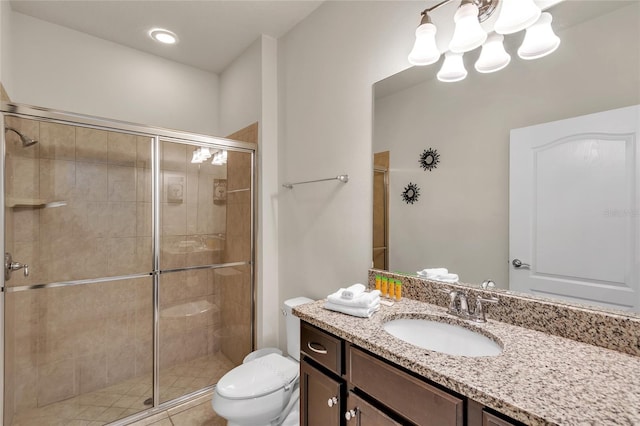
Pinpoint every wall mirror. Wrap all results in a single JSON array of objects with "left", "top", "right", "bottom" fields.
[{"left": 372, "top": 1, "right": 640, "bottom": 313}]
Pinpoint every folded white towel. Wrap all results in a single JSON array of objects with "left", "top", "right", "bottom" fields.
[
  {"left": 324, "top": 301, "right": 380, "bottom": 318},
  {"left": 417, "top": 268, "right": 448, "bottom": 278},
  {"left": 341, "top": 283, "right": 366, "bottom": 300},
  {"left": 328, "top": 290, "right": 381, "bottom": 308},
  {"left": 436, "top": 273, "right": 459, "bottom": 283}
]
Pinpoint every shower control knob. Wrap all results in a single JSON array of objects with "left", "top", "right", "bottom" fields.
[
  {"left": 327, "top": 396, "right": 338, "bottom": 407},
  {"left": 4, "top": 252, "right": 29, "bottom": 281},
  {"left": 345, "top": 409, "right": 358, "bottom": 421}
]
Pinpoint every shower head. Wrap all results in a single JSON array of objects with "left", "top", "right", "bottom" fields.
[{"left": 4, "top": 126, "right": 38, "bottom": 147}]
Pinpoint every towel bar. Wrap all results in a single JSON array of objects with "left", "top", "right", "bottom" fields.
[{"left": 282, "top": 174, "right": 349, "bottom": 189}]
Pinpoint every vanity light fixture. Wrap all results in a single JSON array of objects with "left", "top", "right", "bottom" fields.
[
  {"left": 437, "top": 52, "right": 467, "bottom": 82},
  {"left": 408, "top": 0, "right": 559, "bottom": 82},
  {"left": 149, "top": 28, "right": 178, "bottom": 45}
]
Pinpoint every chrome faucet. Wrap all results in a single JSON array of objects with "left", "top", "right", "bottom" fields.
[
  {"left": 440, "top": 289, "right": 470, "bottom": 317},
  {"left": 440, "top": 288, "right": 498, "bottom": 323}
]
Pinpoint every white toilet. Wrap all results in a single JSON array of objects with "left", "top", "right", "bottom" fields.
[{"left": 212, "top": 297, "right": 313, "bottom": 426}]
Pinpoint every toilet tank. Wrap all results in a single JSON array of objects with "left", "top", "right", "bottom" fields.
[{"left": 283, "top": 297, "right": 313, "bottom": 361}]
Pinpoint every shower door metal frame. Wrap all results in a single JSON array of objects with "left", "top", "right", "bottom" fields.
[{"left": 0, "top": 102, "right": 258, "bottom": 425}]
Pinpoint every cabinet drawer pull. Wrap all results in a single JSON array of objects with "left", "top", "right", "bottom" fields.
[
  {"left": 345, "top": 408, "right": 358, "bottom": 421},
  {"left": 307, "top": 341, "right": 328, "bottom": 354},
  {"left": 328, "top": 396, "right": 338, "bottom": 407}
]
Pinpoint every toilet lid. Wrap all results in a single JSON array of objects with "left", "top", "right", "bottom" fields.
[{"left": 216, "top": 353, "right": 299, "bottom": 399}]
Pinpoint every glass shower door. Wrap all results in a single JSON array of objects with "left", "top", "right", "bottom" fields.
[
  {"left": 157, "top": 140, "right": 253, "bottom": 404},
  {"left": 3, "top": 115, "right": 154, "bottom": 425}
]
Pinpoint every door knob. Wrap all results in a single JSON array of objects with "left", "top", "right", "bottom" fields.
[
  {"left": 512, "top": 258, "right": 531, "bottom": 269},
  {"left": 5, "top": 252, "right": 29, "bottom": 281},
  {"left": 327, "top": 396, "right": 338, "bottom": 407},
  {"left": 345, "top": 408, "right": 358, "bottom": 421}
]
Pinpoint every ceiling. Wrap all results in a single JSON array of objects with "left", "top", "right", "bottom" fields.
[{"left": 9, "top": 0, "right": 324, "bottom": 74}]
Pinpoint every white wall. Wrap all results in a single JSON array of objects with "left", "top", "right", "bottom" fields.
[
  {"left": 0, "top": 0, "right": 13, "bottom": 95},
  {"left": 277, "top": 1, "right": 419, "bottom": 336},
  {"left": 219, "top": 37, "right": 261, "bottom": 137},
  {"left": 374, "top": 4, "right": 640, "bottom": 287},
  {"left": 258, "top": 35, "right": 281, "bottom": 350},
  {"left": 8, "top": 12, "right": 219, "bottom": 135}
]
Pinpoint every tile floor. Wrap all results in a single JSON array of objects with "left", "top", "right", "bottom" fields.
[
  {"left": 127, "top": 394, "right": 224, "bottom": 426},
  {"left": 10, "top": 353, "right": 234, "bottom": 426}
]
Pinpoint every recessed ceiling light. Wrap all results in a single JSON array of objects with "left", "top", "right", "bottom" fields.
[{"left": 149, "top": 28, "right": 178, "bottom": 45}]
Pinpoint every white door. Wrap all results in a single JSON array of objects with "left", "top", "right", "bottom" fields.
[{"left": 510, "top": 105, "right": 639, "bottom": 311}]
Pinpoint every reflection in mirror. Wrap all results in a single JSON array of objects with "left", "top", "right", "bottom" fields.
[{"left": 372, "top": 1, "right": 640, "bottom": 312}]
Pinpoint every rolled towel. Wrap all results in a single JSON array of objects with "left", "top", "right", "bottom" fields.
[
  {"left": 417, "top": 268, "right": 448, "bottom": 277},
  {"left": 341, "top": 283, "right": 366, "bottom": 300},
  {"left": 328, "top": 290, "right": 381, "bottom": 308},
  {"left": 324, "top": 301, "right": 380, "bottom": 318},
  {"left": 434, "top": 273, "right": 459, "bottom": 283}
]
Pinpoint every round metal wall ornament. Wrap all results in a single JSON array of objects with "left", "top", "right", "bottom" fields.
[
  {"left": 401, "top": 182, "right": 420, "bottom": 205},
  {"left": 419, "top": 148, "right": 440, "bottom": 171}
]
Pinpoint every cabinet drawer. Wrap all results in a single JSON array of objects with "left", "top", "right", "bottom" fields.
[
  {"left": 348, "top": 346, "right": 463, "bottom": 426},
  {"left": 301, "top": 322, "right": 343, "bottom": 374}
]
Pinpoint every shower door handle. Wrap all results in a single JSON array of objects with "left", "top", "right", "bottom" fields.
[{"left": 5, "top": 252, "right": 29, "bottom": 281}]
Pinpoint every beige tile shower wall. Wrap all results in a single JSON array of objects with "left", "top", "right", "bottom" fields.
[
  {"left": 6, "top": 278, "right": 153, "bottom": 414},
  {"left": 158, "top": 269, "right": 221, "bottom": 373},
  {"left": 219, "top": 123, "right": 256, "bottom": 364},
  {"left": 160, "top": 141, "right": 226, "bottom": 270},
  {"left": 158, "top": 140, "right": 228, "bottom": 379},
  {"left": 4, "top": 116, "right": 153, "bottom": 287},
  {"left": 218, "top": 265, "right": 252, "bottom": 365},
  {"left": 3, "top": 116, "right": 155, "bottom": 416}
]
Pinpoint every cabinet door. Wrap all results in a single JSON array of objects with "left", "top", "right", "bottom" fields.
[
  {"left": 345, "top": 392, "right": 403, "bottom": 426},
  {"left": 483, "top": 411, "right": 517, "bottom": 426},
  {"left": 300, "top": 359, "right": 343, "bottom": 426}
]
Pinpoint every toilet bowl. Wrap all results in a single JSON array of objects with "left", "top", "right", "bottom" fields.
[{"left": 212, "top": 297, "right": 312, "bottom": 426}]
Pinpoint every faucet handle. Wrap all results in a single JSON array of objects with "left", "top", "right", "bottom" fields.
[
  {"left": 482, "top": 279, "right": 495, "bottom": 289},
  {"left": 473, "top": 296, "right": 499, "bottom": 323},
  {"left": 438, "top": 288, "right": 458, "bottom": 314}
]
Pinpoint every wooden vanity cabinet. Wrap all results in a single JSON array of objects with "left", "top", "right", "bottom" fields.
[
  {"left": 300, "top": 322, "right": 346, "bottom": 426},
  {"left": 300, "top": 359, "right": 344, "bottom": 426},
  {"left": 299, "top": 321, "right": 521, "bottom": 426}
]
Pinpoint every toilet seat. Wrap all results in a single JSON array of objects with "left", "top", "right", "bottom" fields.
[{"left": 216, "top": 353, "right": 299, "bottom": 400}]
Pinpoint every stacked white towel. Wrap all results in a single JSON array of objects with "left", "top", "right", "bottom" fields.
[
  {"left": 340, "top": 283, "right": 366, "bottom": 300},
  {"left": 417, "top": 268, "right": 459, "bottom": 283},
  {"left": 324, "top": 287, "right": 381, "bottom": 318}
]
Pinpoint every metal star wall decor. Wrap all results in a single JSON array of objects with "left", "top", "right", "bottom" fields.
[
  {"left": 401, "top": 182, "right": 420, "bottom": 204},
  {"left": 419, "top": 148, "right": 440, "bottom": 171}
]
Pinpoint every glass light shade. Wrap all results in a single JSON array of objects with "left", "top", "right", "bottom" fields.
[
  {"left": 494, "top": 0, "right": 541, "bottom": 35},
  {"left": 475, "top": 33, "right": 511, "bottom": 73},
  {"left": 518, "top": 13, "right": 560, "bottom": 60},
  {"left": 449, "top": 3, "right": 487, "bottom": 53},
  {"left": 191, "top": 150, "right": 203, "bottom": 163},
  {"left": 437, "top": 52, "right": 468, "bottom": 82},
  {"left": 408, "top": 22, "right": 440, "bottom": 66}
]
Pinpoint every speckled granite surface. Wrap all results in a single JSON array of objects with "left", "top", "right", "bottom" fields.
[
  {"left": 369, "top": 270, "right": 640, "bottom": 357},
  {"left": 294, "top": 299, "right": 640, "bottom": 426}
]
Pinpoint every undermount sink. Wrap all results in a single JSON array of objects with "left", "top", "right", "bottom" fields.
[{"left": 383, "top": 318, "right": 503, "bottom": 357}]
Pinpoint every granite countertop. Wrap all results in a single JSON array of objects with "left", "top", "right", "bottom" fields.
[{"left": 293, "top": 298, "right": 640, "bottom": 426}]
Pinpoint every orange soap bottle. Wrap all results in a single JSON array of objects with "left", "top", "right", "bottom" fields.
[
  {"left": 395, "top": 280, "right": 402, "bottom": 301},
  {"left": 388, "top": 279, "right": 395, "bottom": 299},
  {"left": 381, "top": 276, "right": 388, "bottom": 297},
  {"left": 375, "top": 275, "right": 381, "bottom": 292}
]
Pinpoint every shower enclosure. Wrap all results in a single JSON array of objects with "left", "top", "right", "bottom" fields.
[{"left": 0, "top": 103, "right": 256, "bottom": 425}]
